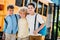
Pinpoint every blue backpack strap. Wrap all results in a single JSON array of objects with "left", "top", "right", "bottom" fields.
[
  {"left": 14, "top": 14, "right": 19, "bottom": 33},
  {"left": 15, "top": 14, "right": 18, "bottom": 24},
  {"left": 4, "top": 18, "right": 8, "bottom": 30},
  {"left": 4, "top": 18, "right": 8, "bottom": 25}
]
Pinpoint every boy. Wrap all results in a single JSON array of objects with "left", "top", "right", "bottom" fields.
[
  {"left": 3, "top": 5, "right": 19, "bottom": 40},
  {"left": 26, "top": 3, "right": 46, "bottom": 40},
  {"left": 18, "top": 7, "right": 29, "bottom": 40}
]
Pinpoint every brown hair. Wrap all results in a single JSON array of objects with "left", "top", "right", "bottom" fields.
[{"left": 7, "top": 5, "right": 14, "bottom": 10}]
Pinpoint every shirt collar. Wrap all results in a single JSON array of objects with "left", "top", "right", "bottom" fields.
[{"left": 7, "top": 14, "right": 14, "bottom": 16}]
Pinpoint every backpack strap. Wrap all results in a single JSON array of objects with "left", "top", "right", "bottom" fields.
[
  {"left": 4, "top": 18, "right": 8, "bottom": 31},
  {"left": 34, "top": 14, "right": 37, "bottom": 30},
  {"left": 4, "top": 18, "right": 8, "bottom": 25},
  {"left": 15, "top": 14, "right": 18, "bottom": 25},
  {"left": 15, "top": 14, "right": 19, "bottom": 34}
]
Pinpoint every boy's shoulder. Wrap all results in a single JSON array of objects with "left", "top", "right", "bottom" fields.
[
  {"left": 14, "top": 14, "right": 19, "bottom": 16},
  {"left": 5, "top": 14, "right": 10, "bottom": 19},
  {"left": 27, "top": 14, "right": 30, "bottom": 16},
  {"left": 14, "top": 14, "right": 21, "bottom": 19},
  {"left": 26, "top": 14, "right": 30, "bottom": 18},
  {"left": 36, "top": 13, "right": 41, "bottom": 17}
]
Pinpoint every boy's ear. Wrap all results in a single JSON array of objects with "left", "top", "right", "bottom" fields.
[{"left": 34, "top": 8, "right": 36, "bottom": 12}]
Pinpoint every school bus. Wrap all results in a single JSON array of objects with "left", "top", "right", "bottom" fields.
[{"left": 0, "top": 0, "right": 53, "bottom": 34}]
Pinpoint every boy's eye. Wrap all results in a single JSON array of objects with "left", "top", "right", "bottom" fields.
[
  {"left": 9, "top": 10, "right": 14, "bottom": 11},
  {"left": 28, "top": 8, "right": 30, "bottom": 9}
]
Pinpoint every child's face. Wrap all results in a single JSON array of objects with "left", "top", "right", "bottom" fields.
[
  {"left": 7, "top": 8, "right": 14, "bottom": 15},
  {"left": 19, "top": 11, "right": 26, "bottom": 18},
  {"left": 27, "top": 5, "right": 35, "bottom": 15}
]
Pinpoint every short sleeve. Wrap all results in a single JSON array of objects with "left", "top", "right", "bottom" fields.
[{"left": 37, "top": 14, "right": 44, "bottom": 24}]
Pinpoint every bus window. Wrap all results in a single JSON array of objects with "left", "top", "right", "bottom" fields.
[
  {"left": 33, "top": 0, "right": 37, "bottom": 3},
  {"left": 25, "top": 0, "right": 30, "bottom": 6},
  {"left": 38, "top": 2, "right": 43, "bottom": 15},
  {"left": 32, "top": 0, "right": 37, "bottom": 12},
  {"left": 15, "top": 0, "right": 23, "bottom": 7},
  {"left": 43, "top": 5, "right": 47, "bottom": 16}
]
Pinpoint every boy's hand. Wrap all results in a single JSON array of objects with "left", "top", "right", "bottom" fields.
[
  {"left": 33, "top": 30, "right": 38, "bottom": 35},
  {"left": 2, "top": 33, "right": 5, "bottom": 40}
]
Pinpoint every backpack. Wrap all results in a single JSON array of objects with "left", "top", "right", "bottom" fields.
[{"left": 34, "top": 14, "right": 47, "bottom": 36}]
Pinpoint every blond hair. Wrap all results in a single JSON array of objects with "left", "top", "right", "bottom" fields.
[{"left": 18, "top": 7, "right": 27, "bottom": 13}]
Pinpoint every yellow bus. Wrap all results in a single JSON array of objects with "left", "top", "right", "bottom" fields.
[{"left": 0, "top": 0, "right": 53, "bottom": 34}]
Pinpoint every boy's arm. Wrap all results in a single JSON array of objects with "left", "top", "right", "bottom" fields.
[
  {"left": 2, "top": 18, "right": 7, "bottom": 39},
  {"left": 3, "top": 18, "right": 7, "bottom": 32},
  {"left": 33, "top": 23, "right": 44, "bottom": 34},
  {"left": 33, "top": 14, "right": 45, "bottom": 34}
]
